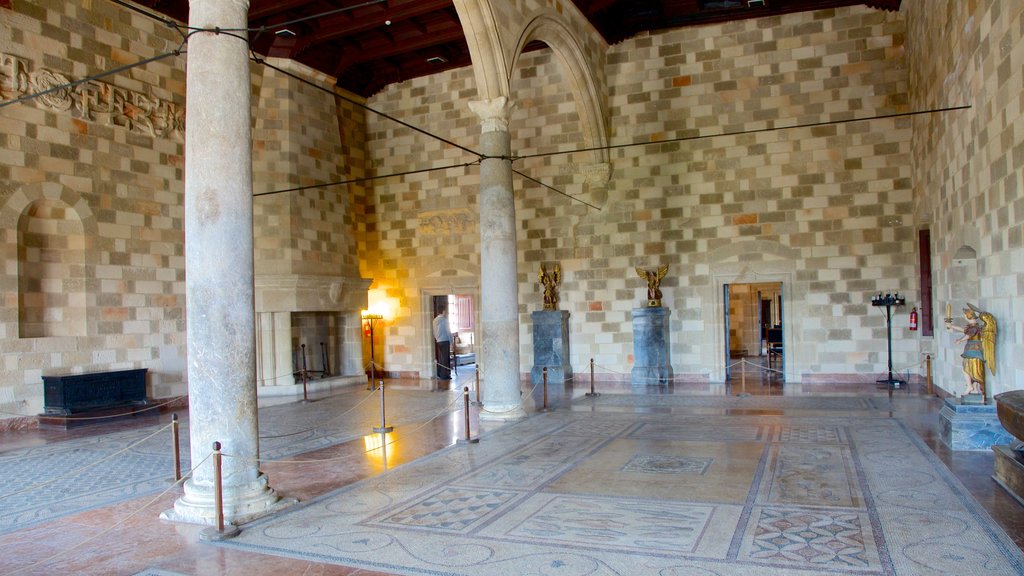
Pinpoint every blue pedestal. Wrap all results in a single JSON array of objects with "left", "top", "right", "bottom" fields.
[
  {"left": 531, "top": 310, "right": 572, "bottom": 385},
  {"left": 939, "top": 397, "right": 1015, "bottom": 451},
  {"left": 631, "top": 307, "right": 672, "bottom": 387}
]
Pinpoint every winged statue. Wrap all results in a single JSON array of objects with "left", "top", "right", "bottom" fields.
[
  {"left": 946, "top": 303, "right": 997, "bottom": 398},
  {"left": 635, "top": 265, "right": 669, "bottom": 307},
  {"left": 539, "top": 263, "right": 561, "bottom": 310}
]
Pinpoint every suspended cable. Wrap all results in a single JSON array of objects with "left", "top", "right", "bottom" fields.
[
  {"left": 253, "top": 160, "right": 481, "bottom": 198},
  {"left": 249, "top": 0, "right": 388, "bottom": 33},
  {"left": 512, "top": 104, "right": 972, "bottom": 161},
  {"left": 0, "top": 43, "right": 188, "bottom": 111},
  {"left": 252, "top": 56, "right": 484, "bottom": 159},
  {"left": 513, "top": 169, "right": 601, "bottom": 211}
]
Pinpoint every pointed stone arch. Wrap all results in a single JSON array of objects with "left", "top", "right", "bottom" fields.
[
  {"left": 510, "top": 13, "right": 609, "bottom": 168},
  {"left": 452, "top": 0, "right": 511, "bottom": 102}
]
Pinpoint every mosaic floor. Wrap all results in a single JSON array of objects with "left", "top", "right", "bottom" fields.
[
  {"left": 216, "top": 407, "right": 1024, "bottom": 575},
  {"left": 0, "top": 388, "right": 458, "bottom": 535},
  {"left": 3, "top": 378, "right": 1024, "bottom": 576}
]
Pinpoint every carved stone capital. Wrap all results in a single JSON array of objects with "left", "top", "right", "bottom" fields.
[{"left": 468, "top": 96, "right": 516, "bottom": 133}]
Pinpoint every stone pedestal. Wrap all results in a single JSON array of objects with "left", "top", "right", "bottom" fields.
[
  {"left": 993, "top": 445, "right": 1024, "bottom": 507},
  {"left": 939, "top": 398, "right": 1016, "bottom": 451},
  {"left": 531, "top": 310, "right": 572, "bottom": 386},
  {"left": 631, "top": 307, "right": 672, "bottom": 387}
]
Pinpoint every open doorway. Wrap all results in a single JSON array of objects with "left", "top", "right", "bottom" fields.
[
  {"left": 724, "top": 282, "right": 783, "bottom": 382},
  {"left": 430, "top": 294, "right": 476, "bottom": 384}
]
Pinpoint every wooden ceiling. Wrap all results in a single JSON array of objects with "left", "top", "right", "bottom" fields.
[{"left": 131, "top": 0, "right": 901, "bottom": 97}]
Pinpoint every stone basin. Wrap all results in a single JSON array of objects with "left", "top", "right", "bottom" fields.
[{"left": 994, "top": 390, "right": 1024, "bottom": 444}]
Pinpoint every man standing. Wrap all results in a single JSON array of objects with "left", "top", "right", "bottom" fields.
[{"left": 432, "top": 307, "right": 452, "bottom": 380}]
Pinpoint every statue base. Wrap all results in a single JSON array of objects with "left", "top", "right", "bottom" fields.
[
  {"left": 961, "top": 393, "right": 986, "bottom": 405},
  {"left": 631, "top": 307, "right": 672, "bottom": 387},
  {"left": 530, "top": 310, "right": 573, "bottom": 387},
  {"left": 939, "top": 397, "right": 1016, "bottom": 451}
]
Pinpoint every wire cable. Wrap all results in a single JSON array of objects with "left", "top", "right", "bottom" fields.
[
  {"left": 0, "top": 45, "right": 188, "bottom": 111},
  {"left": 511, "top": 104, "right": 972, "bottom": 162},
  {"left": 253, "top": 160, "right": 481, "bottom": 198}
]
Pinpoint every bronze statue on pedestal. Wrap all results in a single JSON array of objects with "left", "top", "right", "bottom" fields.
[
  {"left": 539, "top": 263, "right": 561, "bottom": 310},
  {"left": 635, "top": 265, "right": 669, "bottom": 307}
]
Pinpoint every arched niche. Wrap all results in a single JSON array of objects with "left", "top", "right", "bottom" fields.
[{"left": 17, "top": 198, "right": 87, "bottom": 338}]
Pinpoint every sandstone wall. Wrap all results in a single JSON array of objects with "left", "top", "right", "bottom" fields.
[
  {"left": 906, "top": 0, "right": 1024, "bottom": 396},
  {"left": 0, "top": 1, "right": 364, "bottom": 421},
  {"left": 365, "top": 5, "right": 916, "bottom": 383}
]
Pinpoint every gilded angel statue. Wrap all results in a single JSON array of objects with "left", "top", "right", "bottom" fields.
[
  {"left": 539, "top": 263, "right": 561, "bottom": 310},
  {"left": 945, "top": 303, "right": 997, "bottom": 398},
  {"left": 635, "top": 265, "right": 669, "bottom": 307}
]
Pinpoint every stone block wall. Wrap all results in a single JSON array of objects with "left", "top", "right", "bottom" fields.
[
  {"left": 252, "top": 59, "right": 360, "bottom": 279},
  {"left": 0, "top": 1, "right": 369, "bottom": 420},
  {"left": 0, "top": 0, "right": 188, "bottom": 418},
  {"left": 365, "top": 5, "right": 917, "bottom": 383},
  {"left": 906, "top": 0, "right": 1024, "bottom": 397}
]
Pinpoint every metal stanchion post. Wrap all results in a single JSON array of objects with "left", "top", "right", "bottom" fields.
[
  {"left": 213, "top": 442, "right": 224, "bottom": 532},
  {"left": 200, "top": 441, "right": 239, "bottom": 541},
  {"left": 472, "top": 368, "right": 483, "bottom": 406},
  {"left": 736, "top": 359, "right": 750, "bottom": 397},
  {"left": 171, "top": 413, "right": 181, "bottom": 482},
  {"left": 457, "top": 386, "right": 479, "bottom": 444},
  {"left": 539, "top": 367, "right": 551, "bottom": 412},
  {"left": 300, "top": 369, "right": 310, "bottom": 403},
  {"left": 926, "top": 354, "right": 933, "bottom": 396},
  {"left": 585, "top": 357, "right": 600, "bottom": 397},
  {"left": 373, "top": 380, "right": 393, "bottom": 433}
]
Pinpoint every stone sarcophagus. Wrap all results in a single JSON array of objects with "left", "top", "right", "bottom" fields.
[{"left": 41, "top": 368, "right": 149, "bottom": 423}]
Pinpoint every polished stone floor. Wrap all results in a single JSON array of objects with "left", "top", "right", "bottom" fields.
[{"left": 1, "top": 361, "right": 1022, "bottom": 575}]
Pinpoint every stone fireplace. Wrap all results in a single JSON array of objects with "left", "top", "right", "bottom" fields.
[{"left": 254, "top": 274, "right": 371, "bottom": 395}]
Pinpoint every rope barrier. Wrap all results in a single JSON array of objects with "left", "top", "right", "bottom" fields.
[
  {"left": 0, "top": 421, "right": 174, "bottom": 501},
  {"left": 0, "top": 395, "right": 186, "bottom": 420},
  {"left": 257, "top": 386, "right": 378, "bottom": 440},
  {"left": 223, "top": 391, "right": 465, "bottom": 465},
  {"left": 5, "top": 451, "right": 212, "bottom": 576}
]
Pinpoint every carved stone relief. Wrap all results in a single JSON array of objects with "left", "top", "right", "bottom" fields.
[{"left": 1, "top": 52, "right": 184, "bottom": 140}]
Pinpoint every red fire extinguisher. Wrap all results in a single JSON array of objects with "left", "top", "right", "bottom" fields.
[{"left": 909, "top": 307, "right": 918, "bottom": 331}]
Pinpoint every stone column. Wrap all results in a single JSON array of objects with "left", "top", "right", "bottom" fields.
[
  {"left": 469, "top": 97, "right": 526, "bottom": 420},
  {"left": 163, "top": 0, "right": 289, "bottom": 526}
]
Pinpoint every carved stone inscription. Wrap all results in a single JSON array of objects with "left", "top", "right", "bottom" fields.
[
  {"left": 419, "top": 209, "right": 476, "bottom": 236},
  {"left": 1, "top": 52, "right": 184, "bottom": 140}
]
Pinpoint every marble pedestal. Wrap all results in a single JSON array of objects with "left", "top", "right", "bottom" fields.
[
  {"left": 531, "top": 310, "right": 573, "bottom": 386},
  {"left": 939, "top": 398, "right": 1015, "bottom": 451},
  {"left": 631, "top": 307, "right": 672, "bottom": 387},
  {"left": 993, "top": 445, "right": 1024, "bottom": 507}
]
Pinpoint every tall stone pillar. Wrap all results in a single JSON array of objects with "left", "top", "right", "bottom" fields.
[
  {"left": 469, "top": 97, "right": 526, "bottom": 421},
  {"left": 163, "top": 0, "right": 288, "bottom": 526}
]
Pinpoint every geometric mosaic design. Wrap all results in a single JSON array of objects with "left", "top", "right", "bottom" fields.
[
  {"left": 740, "top": 507, "right": 876, "bottom": 568},
  {"left": 621, "top": 454, "right": 712, "bottom": 475},
  {"left": 629, "top": 422, "right": 768, "bottom": 442},
  {"left": 377, "top": 487, "right": 520, "bottom": 532},
  {"left": 761, "top": 444, "right": 860, "bottom": 508},
  {"left": 505, "top": 495, "right": 715, "bottom": 553},
  {"left": 776, "top": 425, "right": 845, "bottom": 444},
  {"left": 219, "top": 410, "right": 1024, "bottom": 576}
]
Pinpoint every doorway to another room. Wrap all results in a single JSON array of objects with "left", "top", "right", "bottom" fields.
[
  {"left": 430, "top": 294, "right": 476, "bottom": 390},
  {"left": 724, "top": 282, "right": 783, "bottom": 386}
]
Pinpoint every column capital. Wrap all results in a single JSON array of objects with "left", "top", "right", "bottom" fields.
[{"left": 468, "top": 96, "right": 516, "bottom": 133}]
